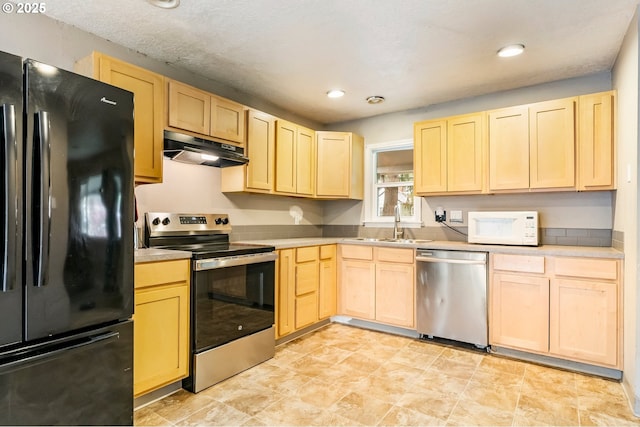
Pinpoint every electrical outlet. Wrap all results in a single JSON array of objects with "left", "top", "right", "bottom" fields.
[
  {"left": 435, "top": 207, "right": 446, "bottom": 223},
  {"left": 450, "top": 210, "right": 463, "bottom": 223}
]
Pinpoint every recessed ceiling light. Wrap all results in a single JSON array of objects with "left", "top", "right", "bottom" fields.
[
  {"left": 326, "top": 89, "right": 345, "bottom": 98},
  {"left": 497, "top": 44, "right": 525, "bottom": 58},
  {"left": 147, "top": 0, "right": 180, "bottom": 9},
  {"left": 366, "top": 95, "right": 385, "bottom": 104}
]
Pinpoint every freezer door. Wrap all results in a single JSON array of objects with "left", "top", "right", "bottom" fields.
[
  {"left": 24, "top": 60, "right": 134, "bottom": 341},
  {"left": 0, "top": 51, "right": 23, "bottom": 348},
  {"left": 0, "top": 320, "right": 133, "bottom": 425}
]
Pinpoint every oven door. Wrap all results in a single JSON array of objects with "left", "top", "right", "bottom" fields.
[{"left": 192, "top": 253, "right": 276, "bottom": 352}]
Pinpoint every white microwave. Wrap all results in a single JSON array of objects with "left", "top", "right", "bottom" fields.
[{"left": 467, "top": 211, "right": 539, "bottom": 246}]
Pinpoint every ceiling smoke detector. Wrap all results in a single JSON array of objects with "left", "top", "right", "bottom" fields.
[
  {"left": 147, "top": 0, "right": 180, "bottom": 9},
  {"left": 366, "top": 96, "right": 385, "bottom": 104}
]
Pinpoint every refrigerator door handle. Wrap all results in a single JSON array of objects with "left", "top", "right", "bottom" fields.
[
  {"left": 1, "top": 104, "right": 17, "bottom": 292},
  {"left": 34, "top": 111, "right": 50, "bottom": 288}
]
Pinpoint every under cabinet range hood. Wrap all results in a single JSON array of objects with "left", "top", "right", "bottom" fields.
[{"left": 163, "top": 130, "right": 249, "bottom": 167}]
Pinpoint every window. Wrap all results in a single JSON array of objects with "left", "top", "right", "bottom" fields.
[{"left": 364, "top": 140, "right": 421, "bottom": 226}]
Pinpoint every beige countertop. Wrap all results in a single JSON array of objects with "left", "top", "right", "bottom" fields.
[
  {"left": 134, "top": 248, "right": 192, "bottom": 263},
  {"left": 235, "top": 237, "right": 342, "bottom": 249},
  {"left": 237, "top": 237, "right": 624, "bottom": 259}
]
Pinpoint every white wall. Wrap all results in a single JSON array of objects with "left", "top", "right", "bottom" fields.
[
  {"left": 612, "top": 7, "right": 640, "bottom": 414},
  {"left": 135, "top": 159, "right": 324, "bottom": 226},
  {"left": 324, "top": 74, "right": 614, "bottom": 228}
]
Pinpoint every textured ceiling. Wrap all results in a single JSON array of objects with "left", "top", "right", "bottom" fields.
[{"left": 43, "top": 0, "right": 639, "bottom": 124}]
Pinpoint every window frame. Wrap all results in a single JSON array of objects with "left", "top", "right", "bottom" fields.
[{"left": 363, "top": 139, "right": 422, "bottom": 227}]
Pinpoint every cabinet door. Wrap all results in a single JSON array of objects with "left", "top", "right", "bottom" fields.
[
  {"left": 246, "top": 110, "right": 276, "bottom": 191},
  {"left": 275, "top": 120, "right": 297, "bottom": 194},
  {"left": 488, "top": 106, "right": 529, "bottom": 191},
  {"left": 414, "top": 120, "right": 447, "bottom": 194},
  {"left": 318, "top": 245, "right": 337, "bottom": 319},
  {"left": 339, "top": 260, "right": 376, "bottom": 320},
  {"left": 276, "top": 249, "right": 295, "bottom": 338},
  {"left": 447, "top": 113, "right": 485, "bottom": 192},
  {"left": 490, "top": 273, "right": 549, "bottom": 352},
  {"left": 316, "top": 131, "right": 350, "bottom": 197},
  {"left": 210, "top": 95, "right": 245, "bottom": 144},
  {"left": 95, "top": 54, "right": 164, "bottom": 184},
  {"left": 578, "top": 91, "right": 615, "bottom": 190},
  {"left": 375, "top": 263, "right": 414, "bottom": 328},
  {"left": 296, "top": 126, "right": 315, "bottom": 196},
  {"left": 134, "top": 283, "right": 189, "bottom": 397},
  {"left": 529, "top": 98, "right": 576, "bottom": 189},
  {"left": 167, "top": 80, "right": 211, "bottom": 135},
  {"left": 549, "top": 278, "right": 618, "bottom": 366}
]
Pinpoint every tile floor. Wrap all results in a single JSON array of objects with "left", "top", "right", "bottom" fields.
[{"left": 135, "top": 324, "right": 640, "bottom": 426}]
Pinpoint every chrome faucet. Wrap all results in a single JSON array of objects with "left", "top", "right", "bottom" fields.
[{"left": 393, "top": 202, "right": 404, "bottom": 239}]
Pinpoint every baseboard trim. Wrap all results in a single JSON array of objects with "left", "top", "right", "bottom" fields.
[{"left": 491, "top": 345, "right": 622, "bottom": 380}]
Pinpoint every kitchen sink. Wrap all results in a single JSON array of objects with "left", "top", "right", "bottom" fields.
[
  {"left": 343, "top": 237, "right": 433, "bottom": 244},
  {"left": 380, "top": 238, "right": 433, "bottom": 244}
]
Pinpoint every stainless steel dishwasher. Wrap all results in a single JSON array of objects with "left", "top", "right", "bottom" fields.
[{"left": 416, "top": 249, "right": 488, "bottom": 348}]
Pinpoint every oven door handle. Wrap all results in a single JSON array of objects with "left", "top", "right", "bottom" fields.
[{"left": 195, "top": 252, "right": 278, "bottom": 271}]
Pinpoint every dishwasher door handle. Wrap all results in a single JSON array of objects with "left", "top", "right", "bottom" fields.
[{"left": 416, "top": 256, "right": 486, "bottom": 265}]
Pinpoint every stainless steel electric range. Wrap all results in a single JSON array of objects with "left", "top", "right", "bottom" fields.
[{"left": 145, "top": 212, "right": 277, "bottom": 393}]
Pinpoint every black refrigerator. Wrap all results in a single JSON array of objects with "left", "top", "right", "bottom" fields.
[{"left": 0, "top": 50, "right": 134, "bottom": 425}]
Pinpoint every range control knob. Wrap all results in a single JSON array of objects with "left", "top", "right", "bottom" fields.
[
  {"left": 221, "top": 217, "right": 229, "bottom": 225},
  {"left": 152, "top": 217, "right": 160, "bottom": 226},
  {"left": 162, "top": 217, "right": 170, "bottom": 226},
  {"left": 215, "top": 217, "right": 223, "bottom": 225}
]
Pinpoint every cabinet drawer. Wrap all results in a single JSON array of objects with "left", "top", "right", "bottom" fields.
[
  {"left": 554, "top": 257, "right": 618, "bottom": 280},
  {"left": 340, "top": 244, "right": 374, "bottom": 261},
  {"left": 492, "top": 254, "right": 545, "bottom": 274},
  {"left": 320, "top": 244, "right": 336, "bottom": 260},
  {"left": 376, "top": 247, "right": 414, "bottom": 264},
  {"left": 135, "top": 259, "right": 190, "bottom": 289},
  {"left": 296, "top": 246, "right": 319, "bottom": 263},
  {"left": 295, "top": 293, "right": 318, "bottom": 329}
]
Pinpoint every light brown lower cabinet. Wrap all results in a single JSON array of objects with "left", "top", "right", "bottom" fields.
[
  {"left": 318, "top": 245, "right": 338, "bottom": 319},
  {"left": 489, "top": 253, "right": 622, "bottom": 369},
  {"left": 133, "top": 259, "right": 190, "bottom": 397},
  {"left": 339, "top": 245, "right": 415, "bottom": 328},
  {"left": 276, "top": 245, "right": 337, "bottom": 339}
]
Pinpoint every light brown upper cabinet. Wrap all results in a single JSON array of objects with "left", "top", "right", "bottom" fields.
[
  {"left": 166, "top": 79, "right": 245, "bottom": 146},
  {"left": 422, "top": 91, "right": 615, "bottom": 195},
  {"left": 75, "top": 52, "right": 164, "bottom": 184},
  {"left": 414, "top": 112, "right": 485, "bottom": 195},
  {"left": 275, "top": 120, "right": 315, "bottom": 196},
  {"left": 529, "top": 97, "right": 576, "bottom": 190},
  {"left": 488, "top": 97, "right": 577, "bottom": 192},
  {"left": 414, "top": 119, "right": 447, "bottom": 193},
  {"left": 578, "top": 91, "right": 616, "bottom": 191},
  {"left": 488, "top": 106, "right": 530, "bottom": 191},
  {"left": 316, "top": 131, "right": 364, "bottom": 199},
  {"left": 220, "top": 109, "right": 276, "bottom": 194}
]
